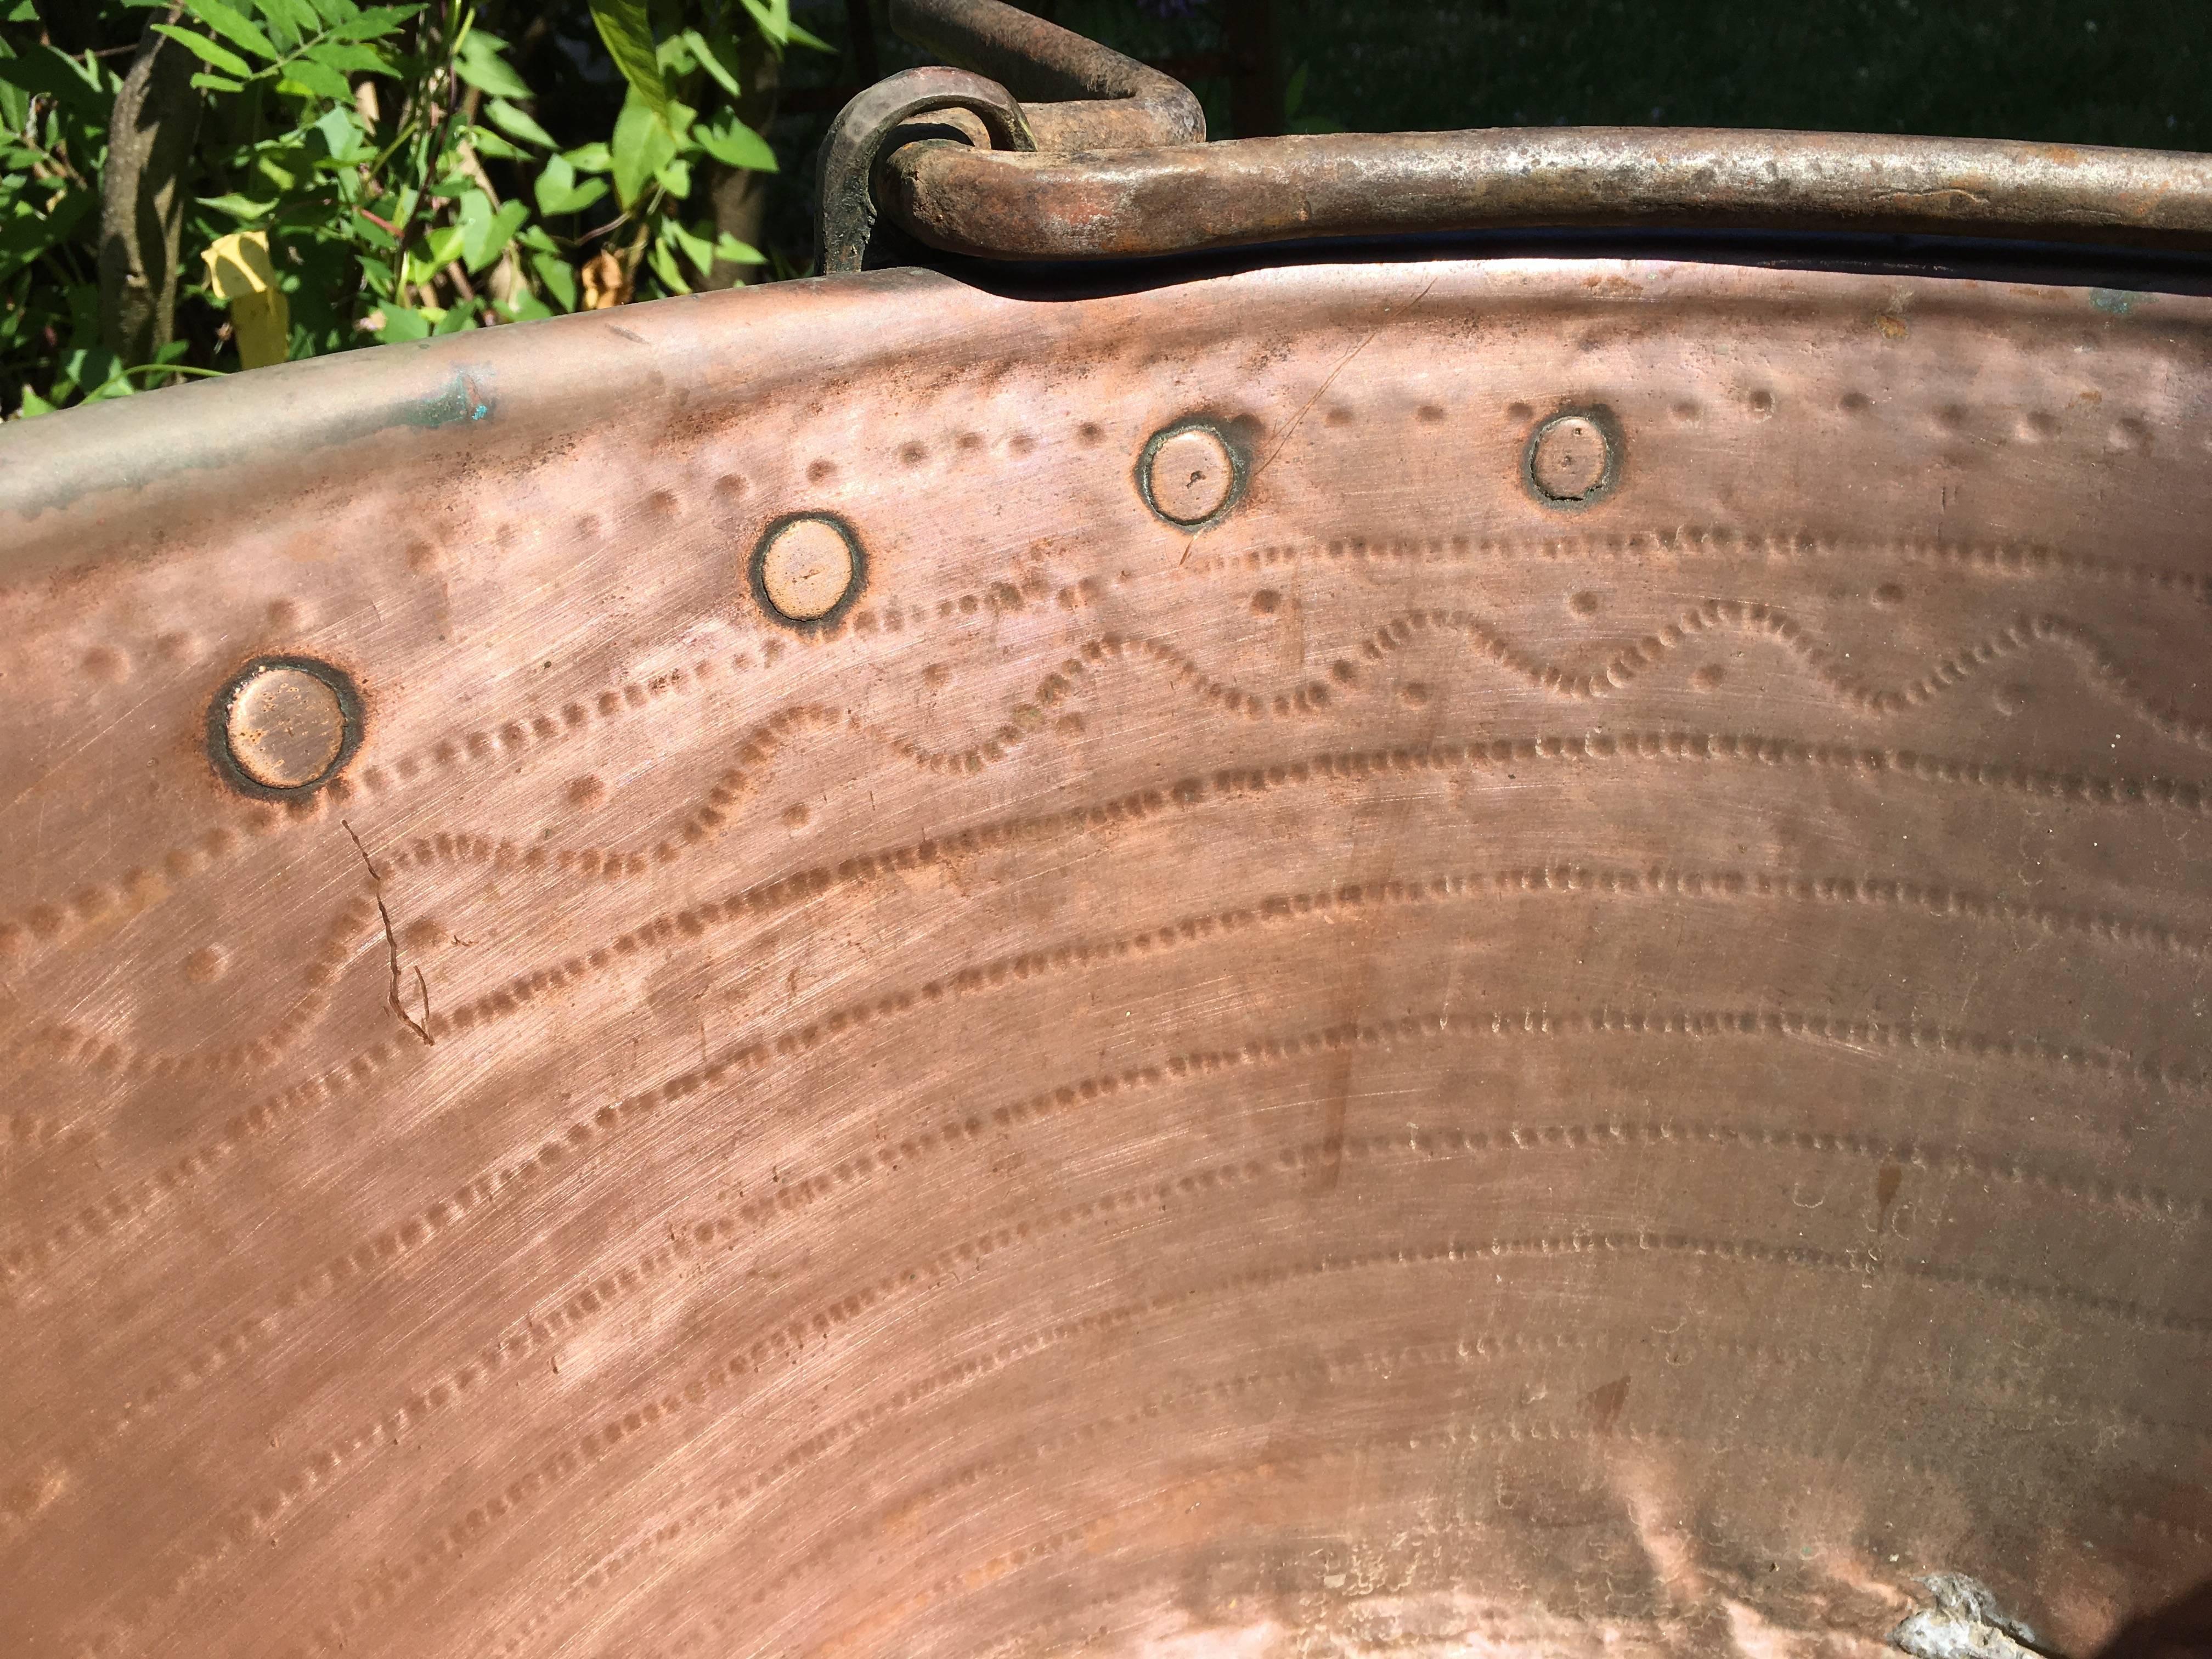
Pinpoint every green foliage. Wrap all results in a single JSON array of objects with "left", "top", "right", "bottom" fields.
[
  {"left": 1, "top": 0, "right": 814, "bottom": 417},
  {"left": 588, "top": 0, "right": 668, "bottom": 118},
  {"left": 1, "top": 16, "right": 122, "bottom": 410}
]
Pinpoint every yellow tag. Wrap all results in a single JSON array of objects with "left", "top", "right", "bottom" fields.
[{"left": 201, "top": 230, "right": 292, "bottom": 370}]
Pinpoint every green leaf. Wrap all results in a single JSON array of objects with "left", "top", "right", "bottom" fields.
[
  {"left": 351, "top": 206, "right": 398, "bottom": 248},
  {"left": 467, "top": 128, "right": 526, "bottom": 160},
  {"left": 198, "top": 191, "right": 276, "bottom": 221},
  {"left": 1, "top": 198, "right": 49, "bottom": 247},
  {"left": 691, "top": 114, "right": 775, "bottom": 171},
  {"left": 324, "top": 7, "right": 420, "bottom": 44},
  {"left": 464, "top": 199, "right": 527, "bottom": 272},
  {"left": 531, "top": 250, "right": 578, "bottom": 311},
  {"left": 556, "top": 177, "right": 607, "bottom": 215},
  {"left": 654, "top": 155, "right": 692, "bottom": 199},
  {"left": 0, "top": 44, "right": 109, "bottom": 118},
  {"left": 253, "top": 143, "right": 314, "bottom": 191},
  {"left": 432, "top": 299, "right": 478, "bottom": 334},
  {"left": 375, "top": 306, "right": 432, "bottom": 342},
  {"left": 713, "top": 232, "right": 764, "bottom": 266},
  {"left": 533, "top": 155, "right": 607, "bottom": 217},
  {"left": 63, "top": 346, "right": 125, "bottom": 400},
  {"left": 279, "top": 57, "right": 351, "bottom": 100},
  {"left": 454, "top": 31, "right": 531, "bottom": 99},
  {"left": 731, "top": 0, "right": 827, "bottom": 51},
  {"left": 647, "top": 233, "right": 690, "bottom": 294},
  {"left": 454, "top": 188, "right": 492, "bottom": 253},
  {"left": 734, "top": 0, "right": 790, "bottom": 48},
  {"left": 17, "top": 386, "right": 57, "bottom": 419},
  {"left": 252, "top": 0, "right": 318, "bottom": 48},
  {"left": 484, "top": 98, "right": 554, "bottom": 148},
  {"left": 664, "top": 216, "right": 714, "bottom": 279},
  {"left": 680, "top": 29, "right": 740, "bottom": 98},
  {"left": 181, "top": 0, "right": 279, "bottom": 61},
  {"left": 152, "top": 25, "right": 254, "bottom": 80},
  {"left": 189, "top": 72, "right": 247, "bottom": 93},
  {"left": 421, "top": 222, "right": 466, "bottom": 267},
  {"left": 610, "top": 92, "right": 676, "bottom": 210},
  {"left": 0, "top": 188, "right": 88, "bottom": 280},
  {"left": 589, "top": 0, "right": 667, "bottom": 119},
  {"left": 496, "top": 291, "right": 554, "bottom": 323},
  {"left": 563, "top": 142, "right": 612, "bottom": 174},
  {"left": 312, "top": 104, "right": 364, "bottom": 159},
  {"left": 304, "top": 41, "right": 393, "bottom": 75}
]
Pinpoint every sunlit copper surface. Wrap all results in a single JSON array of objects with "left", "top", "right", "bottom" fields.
[{"left": 3, "top": 256, "right": 2210, "bottom": 1657}]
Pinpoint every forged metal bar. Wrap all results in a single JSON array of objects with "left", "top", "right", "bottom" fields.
[
  {"left": 879, "top": 125, "right": 2212, "bottom": 260},
  {"left": 888, "top": 0, "right": 1205, "bottom": 151},
  {"left": 815, "top": 67, "right": 1035, "bottom": 275},
  {"left": 835, "top": 0, "right": 2212, "bottom": 267}
]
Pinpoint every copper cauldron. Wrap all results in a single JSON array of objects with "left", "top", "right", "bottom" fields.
[{"left": 5, "top": 4, "right": 2211, "bottom": 1654}]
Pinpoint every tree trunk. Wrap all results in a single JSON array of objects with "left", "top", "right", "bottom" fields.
[
  {"left": 99, "top": 21, "right": 200, "bottom": 365},
  {"left": 704, "top": 32, "right": 782, "bottom": 287}
]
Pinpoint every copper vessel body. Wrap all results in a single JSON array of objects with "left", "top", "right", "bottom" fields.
[{"left": 3, "top": 255, "right": 2210, "bottom": 1657}]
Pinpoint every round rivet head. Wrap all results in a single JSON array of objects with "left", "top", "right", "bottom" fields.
[
  {"left": 752, "top": 513, "right": 864, "bottom": 628},
  {"left": 210, "top": 656, "right": 361, "bottom": 796},
  {"left": 1139, "top": 419, "right": 1244, "bottom": 527},
  {"left": 1524, "top": 408, "right": 1621, "bottom": 507}
]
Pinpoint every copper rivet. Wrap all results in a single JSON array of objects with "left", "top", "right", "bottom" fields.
[
  {"left": 758, "top": 516, "right": 858, "bottom": 622},
  {"left": 1141, "top": 421, "right": 1242, "bottom": 526},
  {"left": 221, "top": 662, "right": 350, "bottom": 790},
  {"left": 1526, "top": 410, "right": 1618, "bottom": 505}
]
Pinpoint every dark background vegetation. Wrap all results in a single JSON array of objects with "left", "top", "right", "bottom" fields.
[{"left": 1160, "top": 0, "right": 2209, "bottom": 144}]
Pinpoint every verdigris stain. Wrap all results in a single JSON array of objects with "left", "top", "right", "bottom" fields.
[{"left": 404, "top": 368, "right": 496, "bottom": 427}]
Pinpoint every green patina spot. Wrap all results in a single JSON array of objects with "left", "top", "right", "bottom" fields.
[
  {"left": 403, "top": 368, "right": 496, "bottom": 427},
  {"left": 2090, "top": 288, "right": 2145, "bottom": 317}
]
